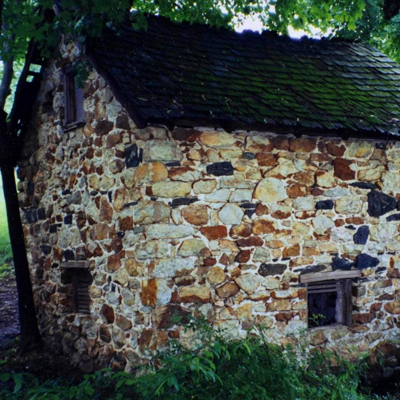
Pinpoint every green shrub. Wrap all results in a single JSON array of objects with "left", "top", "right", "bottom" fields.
[{"left": 0, "top": 319, "right": 396, "bottom": 400}]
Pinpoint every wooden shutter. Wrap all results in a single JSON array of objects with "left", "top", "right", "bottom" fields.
[{"left": 61, "top": 261, "right": 91, "bottom": 314}]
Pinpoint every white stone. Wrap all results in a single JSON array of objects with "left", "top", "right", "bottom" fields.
[
  {"left": 253, "top": 247, "right": 271, "bottom": 263},
  {"left": 292, "top": 196, "right": 314, "bottom": 211},
  {"left": 147, "top": 224, "right": 195, "bottom": 239},
  {"left": 205, "top": 189, "right": 231, "bottom": 202},
  {"left": 254, "top": 178, "right": 287, "bottom": 203},
  {"left": 152, "top": 258, "right": 195, "bottom": 278},
  {"left": 265, "top": 159, "right": 298, "bottom": 178},
  {"left": 235, "top": 274, "right": 260, "bottom": 294},
  {"left": 136, "top": 241, "right": 169, "bottom": 260},
  {"left": 218, "top": 203, "right": 244, "bottom": 225},
  {"left": 262, "top": 277, "right": 280, "bottom": 290},
  {"left": 143, "top": 140, "right": 183, "bottom": 162},
  {"left": 312, "top": 215, "right": 335, "bottom": 232},
  {"left": 324, "top": 187, "right": 350, "bottom": 198},
  {"left": 382, "top": 172, "right": 400, "bottom": 194},
  {"left": 370, "top": 223, "right": 399, "bottom": 242},
  {"left": 335, "top": 196, "right": 362, "bottom": 214},
  {"left": 156, "top": 279, "right": 173, "bottom": 306},
  {"left": 229, "top": 189, "right": 253, "bottom": 202}
]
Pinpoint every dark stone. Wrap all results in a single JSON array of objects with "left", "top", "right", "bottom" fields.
[
  {"left": 94, "top": 120, "right": 114, "bottom": 135},
  {"left": 40, "top": 245, "right": 52, "bottom": 255},
  {"left": 150, "top": 197, "right": 158, "bottom": 201},
  {"left": 25, "top": 208, "right": 37, "bottom": 224},
  {"left": 66, "top": 191, "right": 82, "bottom": 205},
  {"left": 244, "top": 210, "right": 255, "bottom": 218},
  {"left": 387, "top": 213, "right": 400, "bottom": 222},
  {"left": 206, "top": 162, "right": 234, "bottom": 176},
  {"left": 315, "top": 200, "right": 334, "bottom": 210},
  {"left": 297, "top": 265, "right": 327, "bottom": 275},
  {"left": 125, "top": 144, "right": 143, "bottom": 168},
  {"left": 123, "top": 201, "right": 138, "bottom": 208},
  {"left": 376, "top": 143, "right": 386, "bottom": 150},
  {"left": 99, "top": 325, "right": 112, "bottom": 343},
  {"left": 258, "top": 263, "right": 286, "bottom": 277},
  {"left": 37, "top": 208, "right": 46, "bottom": 220},
  {"left": 62, "top": 189, "right": 71, "bottom": 195},
  {"left": 368, "top": 190, "right": 397, "bottom": 217},
  {"left": 353, "top": 225, "right": 370, "bottom": 245},
  {"left": 115, "top": 114, "right": 130, "bottom": 130},
  {"left": 346, "top": 225, "right": 356, "bottom": 230},
  {"left": 51, "top": 263, "right": 59, "bottom": 269},
  {"left": 165, "top": 161, "right": 181, "bottom": 167},
  {"left": 355, "top": 254, "right": 380, "bottom": 269},
  {"left": 50, "top": 223, "right": 62, "bottom": 233},
  {"left": 240, "top": 203, "right": 257, "bottom": 209},
  {"left": 332, "top": 256, "right": 354, "bottom": 271},
  {"left": 240, "top": 203, "right": 256, "bottom": 217},
  {"left": 64, "top": 214, "right": 73, "bottom": 225},
  {"left": 243, "top": 152, "right": 255, "bottom": 160},
  {"left": 64, "top": 249, "right": 75, "bottom": 261},
  {"left": 376, "top": 267, "right": 386, "bottom": 273},
  {"left": 26, "top": 181, "right": 34, "bottom": 196},
  {"left": 108, "top": 192, "right": 112, "bottom": 203},
  {"left": 117, "top": 231, "right": 125, "bottom": 239},
  {"left": 90, "top": 191, "right": 98, "bottom": 196},
  {"left": 170, "top": 197, "right": 198, "bottom": 207},
  {"left": 350, "top": 182, "right": 378, "bottom": 190},
  {"left": 171, "top": 128, "right": 201, "bottom": 142}
]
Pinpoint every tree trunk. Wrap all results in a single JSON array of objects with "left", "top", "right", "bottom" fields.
[{"left": 0, "top": 111, "right": 41, "bottom": 351}]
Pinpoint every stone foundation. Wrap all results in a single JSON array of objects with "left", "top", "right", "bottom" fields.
[{"left": 17, "top": 57, "right": 400, "bottom": 371}]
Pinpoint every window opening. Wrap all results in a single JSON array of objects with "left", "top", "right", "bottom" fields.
[
  {"left": 62, "top": 65, "right": 84, "bottom": 128},
  {"left": 61, "top": 261, "right": 92, "bottom": 314},
  {"left": 300, "top": 270, "right": 360, "bottom": 328}
]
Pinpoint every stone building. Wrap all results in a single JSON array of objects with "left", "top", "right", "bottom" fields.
[{"left": 16, "top": 16, "right": 400, "bottom": 371}]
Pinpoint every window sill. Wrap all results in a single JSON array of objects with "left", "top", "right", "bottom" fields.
[{"left": 62, "top": 121, "right": 85, "bottom": 132}]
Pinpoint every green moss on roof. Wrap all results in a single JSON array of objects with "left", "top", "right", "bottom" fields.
[{"left": 89, "top": 15, "right": 400, "bottom": 138}]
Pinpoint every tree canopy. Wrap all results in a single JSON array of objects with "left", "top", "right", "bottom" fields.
[{"left": 1, "top": 0, "right": 400, "bottom": 71}]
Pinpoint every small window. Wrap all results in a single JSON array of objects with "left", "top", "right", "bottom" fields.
[
  {"left": 61, "top": 261, "right": 92, "bottom": 314},
  {"left": 62, "top": 65, "right": 84, "bottom": 129},
  {"left": 300, "top": 270, "right": 361, "bottom": 328}
]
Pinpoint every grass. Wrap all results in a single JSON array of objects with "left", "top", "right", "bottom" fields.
[
  {"left": 0, "top": 319, "right": 398, "bottom": 400},
  {"left": 0, "top": 186, "right": 13, "bottom": 278}
]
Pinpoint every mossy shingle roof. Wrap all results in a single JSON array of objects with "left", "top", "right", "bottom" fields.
[{"left": 88, "top": 16, "right": 400, "bottom": 139}]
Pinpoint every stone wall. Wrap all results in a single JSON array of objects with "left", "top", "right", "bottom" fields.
[{"left": 17, "top": 57, "right": 400, "bottom": 372}]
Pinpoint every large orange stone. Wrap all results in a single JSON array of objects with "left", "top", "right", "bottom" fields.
[
  {"left": 216, "top": 282, "right": 239, "bottom": 298},
  {"left": 333, "top": 158, "right": 355, "bottom": 180},
  {"left": 282, "top": 244, "right": 300, "bottom": 258},
  {"left": 179, "top": 286, "right": 211, "bottom": 303},
  {"left": 200, "top": 226, "right": 227, "bottom": 240},
  {"left": 289, "top": 138, "right": 316, "bottom": 152},
  {"left": 141, "top": 279, "right": 158, "bottom": 306},
  {"left": 182, "top": 204, "right": 209, "bottom": 225},
  {"left": 252, "top": 219, "right": 276, "bottom": 235}
]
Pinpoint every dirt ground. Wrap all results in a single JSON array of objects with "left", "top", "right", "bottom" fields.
[{"left": 0, "top": 275, "right": 19, "bottom": 350}]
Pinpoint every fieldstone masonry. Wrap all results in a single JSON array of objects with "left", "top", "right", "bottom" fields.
[{"left": 16, "top": 54, "right": 400, "bottom": 372}]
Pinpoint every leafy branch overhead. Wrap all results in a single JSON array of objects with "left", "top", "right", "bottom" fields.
[{"left": 1, "top": 0, "right": 400, "bottom": 68}]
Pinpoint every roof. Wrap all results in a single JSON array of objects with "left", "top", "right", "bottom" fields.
[{"left": 87, "top": 16, "right": 400, "bottom": 139}]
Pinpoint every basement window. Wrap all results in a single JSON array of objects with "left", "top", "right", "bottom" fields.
[
  {"left": 61, "top": 261, "right": 92, "bottom": 314},
  {"left": 62, "top": 65, "right": 84, "bottom": 130},
  {"left": 300, "top": 270, "right": 361, "bottom": 328}
]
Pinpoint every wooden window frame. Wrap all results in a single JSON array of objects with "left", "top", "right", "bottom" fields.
[
  {"left": 61, "top": 261, "right": 91, "bottom": 314},
  {"left": 300, "top": 270, "right": 361, "bottom": 328},
  {"left": 62, "top": 65, "right": 84, "bottom": 131}
]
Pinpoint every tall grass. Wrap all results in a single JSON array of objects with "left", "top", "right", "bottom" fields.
[{"left": 0, "top": 319, "right": 396, "bottom": 400}]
